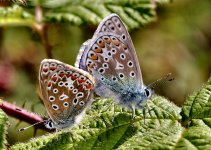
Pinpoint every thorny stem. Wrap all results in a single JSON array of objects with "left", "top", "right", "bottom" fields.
[{"left": 0, "top": 99, "right": 53, "bottom": 132}]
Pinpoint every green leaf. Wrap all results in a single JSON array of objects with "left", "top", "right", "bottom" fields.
[
  {"left": 32, "top": 0, "right": 170, "bottom": 30},
  {"left": 0, "top": 5, "right": 35, "bottom": 27},
  {"left": 0, "top": 107, "right": 9, "bottom": 150},
  {"left": 10, "top": 77, "right": 211, "bottom": 149},
  {"left": 10, "top": 96, "right": 182, "bottom": 150},
  {"left": 0, "top": 0, "right": 170, "bottom": 30},
  {"left": 181, "top": 77, "right": 211, "bottom": 126}
]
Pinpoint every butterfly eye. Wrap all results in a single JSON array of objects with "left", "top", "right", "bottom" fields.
[
  {"left": 47, "top": 121, "right": 53, "bottom": 128},
  {"left": 145, "top": 89, "right": 151, "bottom": 98}
]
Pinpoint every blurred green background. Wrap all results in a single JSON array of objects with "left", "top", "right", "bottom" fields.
[{"left": 0, "top": 0, "right": 210, "bottom": 145}]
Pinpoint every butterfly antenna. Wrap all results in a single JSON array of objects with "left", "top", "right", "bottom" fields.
[
  {"left": 147, "top": 73, "right": 174, "bottom": 89},
  {"left": 18, "top": 121, "right": 44, "bottom": 132}
]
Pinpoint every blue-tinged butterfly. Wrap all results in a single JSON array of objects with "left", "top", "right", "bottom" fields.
[
  {"left": 75, "top": 14, "right": 172, "bottom": 119},
  {"left": 38, "top": 59, "right": 95, "bottom": 130}
]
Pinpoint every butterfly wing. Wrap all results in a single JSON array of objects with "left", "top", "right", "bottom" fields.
[
  {"left": 39, "top": 59, "right": 95, "bottom": 126},
  {"left": 75, "top": 14, "right": 143, "bottom": 97}
]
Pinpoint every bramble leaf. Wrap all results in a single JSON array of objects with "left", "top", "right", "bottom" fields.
[{"left": 10, "top": 76, "right": 211, "bottom": 149}]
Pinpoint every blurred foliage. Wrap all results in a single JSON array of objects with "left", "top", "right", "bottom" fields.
[
  {"left": 0, "top": 110, "right": 8, "bottom": 150},
  {"left": 0, "top": 0, "right": 210, "bottom": 147}
]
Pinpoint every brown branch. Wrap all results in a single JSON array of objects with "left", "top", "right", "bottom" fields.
[
  {"left": 34, "top": 5, "right": 53, "bottom": 58},
  {"left": 0, "top": 99, "right": 54, "bottom": 132}
]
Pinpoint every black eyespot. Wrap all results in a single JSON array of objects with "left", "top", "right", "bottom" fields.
[
  {"left": 112, "top": 77, "right": 117, "bottom": 81},
  {"left": 145, "top": 89, "right": 150, "bottom": 97},
  {"left": 119, "top": 73, "right": 124, "bottom": 79},
  {"left": 111, "top": 49, "right": 116, "bottom": 53},
  {"left": 73, "top": 98, "right": 78, "bottom": 103},
  {"left": 49, "top": 122, "right": 53, "bottom": 128},
  {"left": 111, "top": 27, "right": 115, "bottom": 30},
  {"left": 108, "top": 52, "right": 112, "bottom": 56},
  {"left": 99, "top": 68, "right": 104, "bottom": 73},
  {"left": 122, "top": 34, "right": 126, "bottom": 40}
]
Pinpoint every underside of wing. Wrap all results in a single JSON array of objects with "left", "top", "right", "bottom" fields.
[{"left": 39, "top": 59, "right": 95, "bottom": 124}]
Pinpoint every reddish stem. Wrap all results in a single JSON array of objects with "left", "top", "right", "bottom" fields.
[{"left": 0, "top": 99, "right": 53, "bottom": 132}]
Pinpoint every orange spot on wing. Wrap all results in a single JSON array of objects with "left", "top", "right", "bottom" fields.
[
  {"left": 47, "top": 81, "right": 52, "bottom": 87},
  {"left": 85, "top": 84, "right": 92, "bottom": 89},
  {"left": 51, "top": 77, "right": 57, "bottom": 82},
  {"left": 58, "top": 73, "right": 64, "bottom": 78},
  {"left": 104, "top": 38, "right": 111, "bottom": 44},
  {"left": 90, "top": 55, "right": 98, "bottom": 60},
  {"left": 78, "top": 79, "right": 85, "bottom": 83},
  {"left": 71, "top": 76, "right": 77, "bottom": 80},
  {"left": 94, "top": 48, "right": 103, "bottom": 53},
  {"left": 88, "top": 63, "right": 94, "bottom": 68},
  {"left": 66, "top": 74, "right": 72, "bottom": 77},
  {"left": 43, "top": 68, "right": 48, "bottom": 72},
  {"left": 98, "top": 41, "right": 105, "bottom": 48},
  {"left": 50, "top": 66, "right": 56, "bottom": 71}
]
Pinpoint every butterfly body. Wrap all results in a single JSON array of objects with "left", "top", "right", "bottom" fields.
[
  {"left": 75, "top": 14, "right": 153, "bottom": 114},
  {"left": 39, "top": 59, "right": 95, "bottom": 130}
]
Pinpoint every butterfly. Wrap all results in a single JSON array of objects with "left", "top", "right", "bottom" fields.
[
  {"left": 75, "top": 13, "right": 157, "bottom": 119},
  {"left": 39, "top": 59, "right": 95, "bottom": 130}
]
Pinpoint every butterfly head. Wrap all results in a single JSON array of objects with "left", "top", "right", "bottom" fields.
[
  {"left": 137, "top": 86, "right": 154, "bottom": 108},
  {"left": 44, "top": 119, "right": 55, "bottom": 129},
  {"left": 118, "top": 85, "right": 153, "bottom": 109}
]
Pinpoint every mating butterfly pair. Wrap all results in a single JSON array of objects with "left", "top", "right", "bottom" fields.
[{"left": 39, "top": 14, "right": 153, "bottom": 130}]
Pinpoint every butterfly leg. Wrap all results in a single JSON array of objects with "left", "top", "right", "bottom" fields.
[
  {"left": 130, "top": 105, "right": 136, "bottom": 127},
  {"left": 111, "top": 103, "right": 116, "bottom": 123}
]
